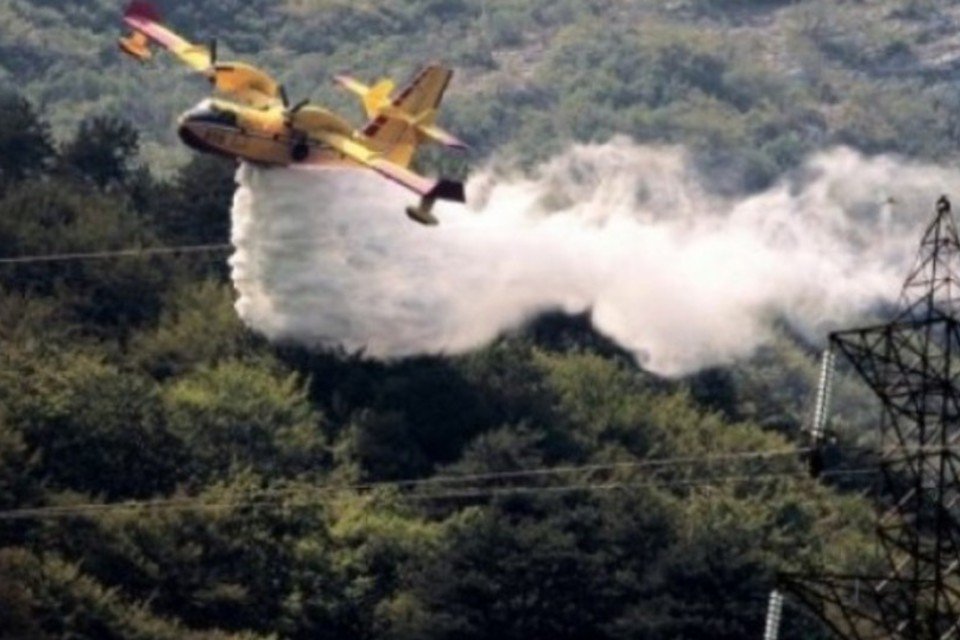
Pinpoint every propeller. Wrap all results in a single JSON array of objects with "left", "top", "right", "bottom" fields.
[
  {"left": 279, "top": 84, "right": 311, "bottom": 115},
  {"left": 277, "top": 86, "right": 314, "bottom": 161},
  {"left": 284, "top": 96, "right": 311, "bottom": 125}
]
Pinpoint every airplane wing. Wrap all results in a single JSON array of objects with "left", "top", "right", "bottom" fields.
[
  {"left": 120, "top": 2, "right": 282, "bottom": 109},
  {"left": 207, "top": 63, "right": 283, "bottom": 110},
  {"left": 310, "top": 131, "right": 465, "bottom": 204},
  {"left": 121, "top": 1, "right": 210, "bottom": 71},
  {"left": 334, "top": 75, "right": 395, "bottom": 119}
]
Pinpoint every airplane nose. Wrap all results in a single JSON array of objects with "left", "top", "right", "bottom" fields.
[
  {"left": 177, "top": 121, "right": 204, "bottom": 148},
  {"left": 181, "top": 105, "right": 239, "bottom": 128},
  {"left": 177, "top": 103, "right": 239, "bottom": 158},
  {"left": 177, "top": 120, "right": 225, "bottom": 156}
]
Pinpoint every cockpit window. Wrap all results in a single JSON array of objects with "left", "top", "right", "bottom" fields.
[{"left": 184, "top": 100, "right": 238, "bottom": 127}]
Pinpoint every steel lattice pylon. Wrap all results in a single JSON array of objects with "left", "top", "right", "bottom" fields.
[{"left": 785, "top": 196, "right": 960, "bottom": 640}]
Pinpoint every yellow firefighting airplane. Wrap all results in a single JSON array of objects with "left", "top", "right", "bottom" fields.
[{"left": 119, "top": 1, "right": 466, "bottom": 225}]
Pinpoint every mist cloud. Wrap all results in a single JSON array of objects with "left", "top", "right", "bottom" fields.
[{"left": 229, "top": 139, "right": 960, "bottom": 376}]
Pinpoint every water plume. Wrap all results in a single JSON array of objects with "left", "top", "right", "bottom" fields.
[{"left": 229, "top": 139, "right": 960, "bottom": 375}]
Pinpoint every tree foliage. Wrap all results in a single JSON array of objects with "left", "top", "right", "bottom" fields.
[
  {"left": 0, "top": 0, "right": 916, "bottom": 631},
  {"left": 0, "top": 91, "right": 54, "bottom": 190},
  {"left": 61, "top": 116, "right": 141, "bottom": 191}
]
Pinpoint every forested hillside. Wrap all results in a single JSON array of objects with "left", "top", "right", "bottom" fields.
[
  {"left": 0, "top": 112, "right": 876, "bottom": 636},
  {"left": 5, "top": 0, "right": 960, "bottom": 179},
  {"left": 0, "top": 0, "right": 951, "bottom": 638}
]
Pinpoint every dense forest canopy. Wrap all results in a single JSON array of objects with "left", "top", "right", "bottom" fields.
[{"left": 0, "top": 0, "right": 951, "bottom": 638}]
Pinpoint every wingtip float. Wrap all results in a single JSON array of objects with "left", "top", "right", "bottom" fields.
[{"left": 118, "top": 1, "right": 467, "bottom": 225}]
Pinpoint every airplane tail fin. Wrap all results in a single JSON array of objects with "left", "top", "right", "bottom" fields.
[
  {"left": 386, "top": 64, "right": 453, "bottom": 118},
  {"left": 342, "top": 64, "right": 465, "bottom": 167}
]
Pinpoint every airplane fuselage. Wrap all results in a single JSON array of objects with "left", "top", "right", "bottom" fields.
[
  {"left": 177, "top": 98, "right": 351, "bottom": 167},
  {"left": 119, "top": 0, "right": 466, "bottom": 225}
]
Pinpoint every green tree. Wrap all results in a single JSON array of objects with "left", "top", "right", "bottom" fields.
[
  {"left": 0, "top": 352, "right": 183, "bottom": 499},
  {"left": 61, "top": 116, "right": 141, "bottom": 191},
  {"left": 0, "top": 418, "right": 39, "bottom": 511},
  {"left": 282, "top": 494, "right": 442, "bottom": 639},
  {"left": 130, "top": 280, "right": 262, "bottom": 380},
  {"left": 0, "top": 547, "right": 264, "bottom": 640},
  {"left": 0, "top": 179, "right": 172, "bottom": 331},
  {"left": 45, "top": 477, "right": 335, "bottom": 636},
  {"left": 163, "top": 362, "right": 327, "bottom": 484},
  {"left": 386, "top": 489, "right": 675, "bottom": 640},
  {"left": 162, "top": 155, "right": 235, "bottom": 245},
  {"left": 0, "top": 92, "right": 54, "bottom": 190}
]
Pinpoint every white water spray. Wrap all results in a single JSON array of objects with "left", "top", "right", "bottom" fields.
[{"left": 229, "top": 139, "right": 960, "bottom": 376}]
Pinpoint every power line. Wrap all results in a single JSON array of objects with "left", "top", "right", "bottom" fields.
[
  {"left": 0, "top": 446, "right": 810, "bottom": 520},
  {"left": 376, "top": 442, "right": 950, "bottom": 492},
  {"left": 366, "top": 446, "right": 813, "bottom": 488},
  {"left": 6, "top": 434, "right": 929, "bottom": 523},
  {"left": 0, "top": 473, "right": 799, "bottom": 521},
  {"left": 0, "top": 468, "right": 874, "bottom": 521},
  {"left": 0, "top": 243, "right": 233, "bottom": 265},
  {"left": 0, "top": 459, "right": 874, "bottom": 522},
  {"left": 400, "top": 468, "right": 874, "bottom": 503}
]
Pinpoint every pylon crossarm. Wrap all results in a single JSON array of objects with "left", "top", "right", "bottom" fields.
[{"left": 784, "top": 197, "right": 960, "bottom": 639}]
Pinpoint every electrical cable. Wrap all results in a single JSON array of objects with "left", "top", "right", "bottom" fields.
[
  {"left": 0, "top": 243, "right": 233, "bottom": 265},
  {"left": 363, "top": 446, "right": 813, "bottom": 488},
  {"left": 0, "top": 459, "right": 875, "bottom": 522},
  {"left": 0, "top": 446, "right": 811, "bottom": 520}
]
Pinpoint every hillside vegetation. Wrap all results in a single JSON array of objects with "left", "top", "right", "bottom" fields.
[
  {"left": 0, "top": 0, "right": 948, "bottom": 638},
  {"left": 4, "top": 0, "right": 960, "bottom": 180}
]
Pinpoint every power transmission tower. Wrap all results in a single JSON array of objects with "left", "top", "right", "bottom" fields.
[{"left": 784, "top": 196, "right": 960, "bottom": 639}]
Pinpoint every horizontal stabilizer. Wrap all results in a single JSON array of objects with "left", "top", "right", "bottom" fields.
[
  {"left": 334, "top": 74, "right": 367, "bottom": 95},
  {"left": 334, "top": 74, "right": 394, "bottom": 119},
  {"left": 418, "top": 124, "right": 467, "bottom": 150}
]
